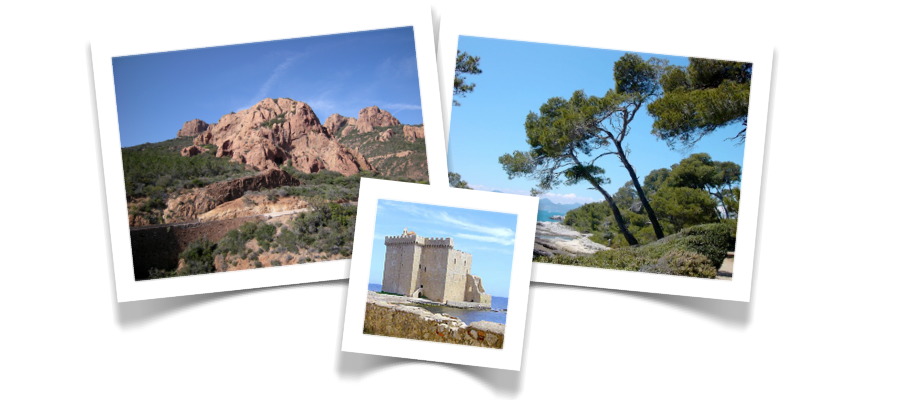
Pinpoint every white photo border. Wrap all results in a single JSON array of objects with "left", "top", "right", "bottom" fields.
[
  {"left": 341, "top": 178, "right": 538, "bottom": 371},
  {"left": 437, "top": 12, "right": 772, "bottom": 302},
  {"left": 93, "top": 5, "right": 448, "bottom": 302}
]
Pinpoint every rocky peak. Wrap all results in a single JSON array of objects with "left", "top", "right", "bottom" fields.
[
  {"left": 357, "top": 106, "right": 401, "bottom": 133},
  {"left": 192, "top": 98, "right": 373, "bottom": 175},
  {"left": 323, "top": 113, "right": 357, "bottom": 137},
  {"left": 177, "top": 119, "right": 210, "bottom": 138}
]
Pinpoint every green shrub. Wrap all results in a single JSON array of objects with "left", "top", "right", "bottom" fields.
[
  {"left": 539, "top": 222, "right": 734, "bottom": 279},
  {"left": 216, "top": 222, "right": 278, "bottom": 256},
  {"left": 640, "top": 249, "right": 717, "bottom": 278},
  {"left": 178, "top": 239, "right": 217, "bottom": 276},
  {"left": 673, "top": 223, "right": 734, "bottom": 267}
]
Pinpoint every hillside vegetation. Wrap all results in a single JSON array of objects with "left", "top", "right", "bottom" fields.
[
  {"left": 122, "top": 137, "right": 257, "bottom": 225},
  {"left": 536, "top": 222, "right": 735, "bottom": 278},
  {"left": 334, "top": 125, "right": 428, "bottom": 182}
]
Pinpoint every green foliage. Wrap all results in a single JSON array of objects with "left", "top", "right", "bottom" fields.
[
  {"left": 647, "top": 58, "right": 753, "bottom": 148},
  {"left": 640, "top": 249, "right": 717, "bottom": 278},
  {"left": 453, "top": 50, "right": 482, "bottom": 105},
  {"left": 122, "top": 137, "right": 254, "bottom": 198},
  {"left": 449, "top": 172, "right": 471, "bottom": 189},
  {"left": 650, "top": 186, "right": 719, "bottom": 231},
  {"left": 501, "top": 54, "right": 674, "bottom": 243},
  {"left": 215, "top": 222, "right": 277, "bottom": 256},
  {"left": 215, "top": 222, "right": 278, "bottom": 256},
  {"left": 613, "top": 53, "right": 662, "bottom": 96},
  {"left": 178, "top": 239, "right": 217, "bottom": 276},
  {"left": 536, "top": 222, "right": 734, "bottom": 279},
  {"left": 259, "top": 112, "right": 287, "bottom": 127},
  {"left": 560, "top": 152, "right": 740, "bottom": 245},
  {"left": 678, "top": 222, "right": 735, "bottom": 267},
  {"left": 276, "top": 203, "right": 358, "bottom": 256},
  {"left": 122, "top": 137, "right": 256, "bottom": 221},
  {"left": 333, "top": 125, "right": 429, "bottom": 182}
]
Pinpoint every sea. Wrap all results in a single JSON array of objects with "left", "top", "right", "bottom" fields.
[
  {"left": 368, "top": 283, "right": 508, "bottom": 325},
  {"left": 537, "top": 209, "right": 565, "bottom": 222}
]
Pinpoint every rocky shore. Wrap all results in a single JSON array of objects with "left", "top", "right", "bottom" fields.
[
  {"left": 533, "top": 221, "right": 610, "bottom": 257},
  {"left": 364, "top": 291, "right": 504, "bottom": 348}
]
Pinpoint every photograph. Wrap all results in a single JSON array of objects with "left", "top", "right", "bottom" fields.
[
  {"left": 365, "top": 200, "right": 514, "bottom": 348},
  {"left": 342, "top": 179, "right": 537, "bottom": 370},
  {"left": 93, "top": 5, "right": 447, "bottom": 301},
  {"left": 438, "top": 18, "right": 770, "bottom": 301}
]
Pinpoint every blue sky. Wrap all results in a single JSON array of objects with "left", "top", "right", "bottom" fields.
[
  {"left": 368, "top": 200, "right": 517, "bottom": 298},
  {"left": 113, "top": 27, "right": 422, "bottom": 147},
  {"left": 448, "top": 36, "right": 748, "bottom": 206}
]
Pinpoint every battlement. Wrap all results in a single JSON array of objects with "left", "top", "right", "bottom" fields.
[
  {"left": 384, "top": 234, "right": 423, "bottom": 245},
  {"left": 423, "top": 237, "right": 454, "bottom": 248}
]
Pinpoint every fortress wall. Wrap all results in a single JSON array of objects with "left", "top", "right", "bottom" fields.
[
  {"left": 381, "top": 238, "right": 422, "bottom": 295},
  {"left": 464, "top": 275, "right": 492, "bottom": 306},
  {"left": 419, "top": 244, "right": 451, "bottom": 301},
  {"left": 443, "top": 250, "right": 472, "bottom": 303}
]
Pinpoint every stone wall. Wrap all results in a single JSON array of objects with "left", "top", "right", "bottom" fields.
[
  {"left": 363, "top": 295, "right": 504, "bottom": 349},
  {"left": 443, "top": 249, "right": 472, "bottom": 302},
  {"left": 419, "top": 243, "right": 452, "bottom": 301},
  {"left": 381, "top": 236, "right": 422, "bottom": 295},
  {"left": 128, "top": 215, "right": 262, "bottom": 280},
  {"left": 464, "top": 275, "right": 492, "bottom": 306}
]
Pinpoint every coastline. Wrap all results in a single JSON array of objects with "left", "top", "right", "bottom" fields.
[
  {"left": 364, "top": 291, "right": 505, "bottom": 348},
  {"left": 534, "top": 221, "right": 609, "bottom": 257}
]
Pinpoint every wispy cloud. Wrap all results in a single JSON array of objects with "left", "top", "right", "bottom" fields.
[
  {"left": 455, "top": 233, "right": 515, "bottom": 246},
  {"left": 379, "top": 103, "right": 422, "bottom": 113},
  {"left": 541, "top": 192, "right": 598, "bottom": 205},
  {"left": 435, "top": 211, "right": 514, "bottom": 241},
  {"left": 382, "top": 200, "right": 515, "bottom": 246},
  {"left": 467, "top": 184, "right": 530, "bottom": 196},
  {"left": 243, "top": 54, "right": 303, "bottom": 108}
]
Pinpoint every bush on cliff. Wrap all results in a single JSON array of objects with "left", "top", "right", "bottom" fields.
[
  {"left": 534, "top": 222, "right": 734, "bottom": 279},
  {"left": 178, "top": 239, "right": 217, "bottom": 276},
  {"left": 215, "top": 222, "right": 277, "bottom": 256},
  {"left": 273, "top": 203, "right": 358, "bottom": 256}
]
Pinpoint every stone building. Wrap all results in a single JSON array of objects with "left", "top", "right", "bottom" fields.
[{"left": 381, "top": 229, "right": 491, "bottom": 307}]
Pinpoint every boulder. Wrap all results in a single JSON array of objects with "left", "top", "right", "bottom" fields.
[
  {"left": 323, "top": 113, "right": 357, "bottom": 137},
  {"left": 180, "top": 145, "right": 204, "bottom": 157},
  {"left": 376, "top": 128, "right": 395, "bottom": 142},
  {"left": 402, "top": 125, "right": 425, "bottom": 142},
  {"left": 356, "top": 105, "right": 401, "bottom": 133},
  {"left": 177, "top": 119, "right": 210, "bottom": 138}
]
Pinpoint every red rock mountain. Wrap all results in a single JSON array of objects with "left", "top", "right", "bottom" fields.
[
  {"left": 191, "top": 98, "right": 373, "bottom": 175},
  {"left": 323, "top": 113, "right": 358, "bottom": 137},
  {"left": 356, "top": 106, "right": 401, "bottom": 133}
]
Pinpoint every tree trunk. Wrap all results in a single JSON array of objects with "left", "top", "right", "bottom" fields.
[
  {"left": 573, "top": 156, "right": 638, "bottom": 246},
  {"left": 613, "top": 140, "right": 665, "bottom": 239}
]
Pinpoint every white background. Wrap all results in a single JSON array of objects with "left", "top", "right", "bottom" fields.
[{"left": 2, "top": 1, "right": 918, "bottom": 398}]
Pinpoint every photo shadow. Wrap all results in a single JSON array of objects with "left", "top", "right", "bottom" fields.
[{"left": 335, "top": 281, "right": 523, "bottom": 395}]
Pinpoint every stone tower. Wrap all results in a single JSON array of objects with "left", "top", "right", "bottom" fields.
[{"left": 381, "top": 229, "right": 491, "bottom": 306}]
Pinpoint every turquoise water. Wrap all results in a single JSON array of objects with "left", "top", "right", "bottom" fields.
[
  {"left": 537, "top": 209, "right": 564, "bottom": 222},
  {"left": 368, "top": 283, "right": 508, "bottom": 325}
]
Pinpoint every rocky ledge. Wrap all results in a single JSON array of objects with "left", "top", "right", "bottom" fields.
[
  {"left": 364, "top": 291, "right": 504, "bottom": 348},
  {"left": 534, "top": 221, "right": 610, "bottom": 257}
]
